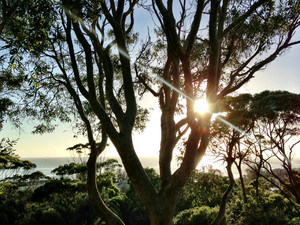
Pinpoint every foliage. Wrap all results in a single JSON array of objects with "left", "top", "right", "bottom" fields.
[
  {"left": 0, "top": 0, "right": 57, "bottom": 129},
  {"left": 98, "top": 158, "right": 122, "bottom": 174},
  {"left": 0, "top": 138, "right": 36, "bottom": 180},
  {"left": 1, "top": 160, "right": 300, "bottom": 224},
  {"left": 175, "top": 168, "right": 228, "bottom": 214},
  {"left": 51, "top": 162, "right": 88, "bottom": 179},
  {"left": 0, "top": 0, "right": 55, "bottom": 54},
  {"left": 32, "top": 178, "right": 85, "bottom": 202},
  {"left": 119, "top": 168, "right": 160, "bottom": 225},
  {"left": 251, "top": 90, "right": 300, "bottom": 120},
  {"left": 3, "top": 171, "right": 49, "bottom": 190},
  {"left": 0, "top": 181, "right": 33, "bottom": 225},
  {"left": 19, "top": 178, "right": 97, "bottom": 225},
  {"left": 0, "top": 79, "right": 19, "bottom": 129},
  {"left": 1, "top": 0, "right": 300, "bottom": 223},
  {"left": 51, "top": 158, "right": 121, "bottom": 180},
  {"left": 289, "top": 217, "right": 300, "bottom": 225},
  {"left": 227, "top": 190, "right": 299, "bottom": 225},
  {"left": 97, "top": 171, "right": 121, "bottom": 202},
  {"left": 173, "top": 206, "right": 225, "bottom": 225}
]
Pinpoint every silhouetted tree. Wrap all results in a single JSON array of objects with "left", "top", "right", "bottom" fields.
[
  {"left": 0, "top": 138, "right": 36, "bottom": 179},
  {"left": 2, "top": 1, "right": 300, "bottom": 224},
  {"left": 249, "top": 91, "right": 300, "bottom": 204}
]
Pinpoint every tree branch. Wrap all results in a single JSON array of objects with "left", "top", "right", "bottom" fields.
[
  {"left": 184, "top": 0, "right": 205, "bottom": 55},
  {"left": 64, "top": 15, "right": 90, "bottom": 100},
  {"left": 221, "top": 0, "right": 268, "bottom": 38}
]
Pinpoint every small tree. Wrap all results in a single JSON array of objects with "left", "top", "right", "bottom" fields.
[
  {"left": 0, "top": 138, "right": 36, "bottom": 180},
  {"left": 175, "top": 167, "right": 228, "bottom": 214},
  {"left": 249, "top": 91, "right": 300, "bottom": 204},
  {"left": 208, "top": 94, "right": 254, "bottom": 223}
]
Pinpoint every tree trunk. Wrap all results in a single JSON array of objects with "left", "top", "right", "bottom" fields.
[
  {"left": 149, "top": 198, "right": 175, "bottom": 225},
  {"left": 237, "top": 165, "right": 247, "bottom": 203},
  {"left": 255, "top": 170, "right": 260, "bottom": 199},
  {"left": 86, "top": 152, "right": 125, "bottom": 225},
  {"left": 150, "top": 212, "right": 174, "bottom": 225},
  {"left": 212, "top": 161, "right": 235, "bottom": 225}
]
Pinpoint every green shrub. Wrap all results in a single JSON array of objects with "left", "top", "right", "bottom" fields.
[
  {"left": 175, "top": 169, "right": 228, "bottom": 214},
  {"left": 37, "top": 208, "right": 63, "bottom": 225},
  {"left": 227, "top": 192, "right": 298, "bottom": 225},
  {"left": 174, "top": 206, "right": 225, "bottom": 225},
  {"left": 289, "top": 217, "right": 300, "bottom": 225}
]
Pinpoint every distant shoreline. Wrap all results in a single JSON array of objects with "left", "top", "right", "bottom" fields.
[{"left": 20, "top": 156, "right": 300, "bottom": 178}]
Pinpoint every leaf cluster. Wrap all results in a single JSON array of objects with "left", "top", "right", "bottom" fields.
[
  {"left": 1, "top": 0, "right": 57, "bottom": 56},
  {"left": 0, "top": 138, "right": 36, "bottom": 171}
]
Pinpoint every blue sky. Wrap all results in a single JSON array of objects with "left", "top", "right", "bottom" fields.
[
  {"left": 2, "top": 43, "right": 299, "bottom": 158},
  {"left": 1, "top": 4, "right": 300, "bottom": 159}
]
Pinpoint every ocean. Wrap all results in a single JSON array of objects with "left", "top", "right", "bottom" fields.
[
  {"left": 21, "top": 157, "right": 177, "bottom": 177},
  {"left": 10, "top": 156, "right": 300, "bottom": 178}
]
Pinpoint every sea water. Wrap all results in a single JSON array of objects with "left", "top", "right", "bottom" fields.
[
  {"left": 20, "top": 157, "right": 175, "bottom": 177},
  {"left": 3, "top": 156, "right": 300, "bottom": 179}
]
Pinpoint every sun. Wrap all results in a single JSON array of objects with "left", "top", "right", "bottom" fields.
[{"left": 194, "top": 99, "right": 209, "bottom": 114}]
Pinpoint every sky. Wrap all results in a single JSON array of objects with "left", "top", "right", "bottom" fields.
[
  {"left": 2, "top": 43, "right": 299, "bottom": 159},
  {"left": 1, "top": 4, "right": 300, "bottom": 160}
]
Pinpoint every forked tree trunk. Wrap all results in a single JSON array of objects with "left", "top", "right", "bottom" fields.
[
  {"left": 212, "top": 160, "right": 235, "bottom": 225},
  {"left": 149, "top": 197, "right": 175, "bottom": 225},
  {"left": 150, "top": 211, "right": 174, "bottom": 225},
  {"left": 86, "top": 152, "right": 125, "bottom": 225}
]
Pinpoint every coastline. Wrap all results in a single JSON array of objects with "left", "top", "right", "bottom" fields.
[{"left": 20, "top": 156, "right": 300, "bottom": 178}]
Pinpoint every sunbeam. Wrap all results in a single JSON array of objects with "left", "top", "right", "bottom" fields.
[
  {"left": 64, "top": 6, "right": 289, "bottom": 166},
  {"left": 156, "top": 76, "right": 194, "bottom": 102},
  {"left": 154, "top": 77, "right": 291, "bottom": 165},
  {"left": 194, "top": 99, "right": 209, "bottom": 114}
]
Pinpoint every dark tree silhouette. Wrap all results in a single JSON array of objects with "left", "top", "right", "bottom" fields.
[{"left": 1, "top": 1, "right": 300, "bottom": 224}]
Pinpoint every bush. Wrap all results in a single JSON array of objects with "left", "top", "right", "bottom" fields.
[
  {"left": 37, "top": 208, "right": 63, "bottom": 225},
  {"left": 0, "top": 182, "right": 32, "bottom": 225},
  {"left": 289, "top": 217, "right": 300, "bottom": 225},
  {"left": 174, "top": 206, "right": 225, "bottom": 225},
  {"left": 227, "top": 192, "right": 298, "bottom": 225},
  {"left": 175, "top": 169, "right": 228, "bottom": 214}
]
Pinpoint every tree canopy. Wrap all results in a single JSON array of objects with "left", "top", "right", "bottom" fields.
[{"left": 1, "top": 0, "right": 300, "bottom": 224}]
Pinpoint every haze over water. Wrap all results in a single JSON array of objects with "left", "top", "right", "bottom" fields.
[{"left": 20, "top": 156, "right": 300, "bottom": 178}]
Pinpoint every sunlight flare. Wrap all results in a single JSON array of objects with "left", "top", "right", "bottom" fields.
[{"left": 194, "top": 99, "right": 209, "bottom": 114}]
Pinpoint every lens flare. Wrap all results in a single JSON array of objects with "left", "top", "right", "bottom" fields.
[{"left": 194, "top": 99, "right": 209, "bottom": 114}]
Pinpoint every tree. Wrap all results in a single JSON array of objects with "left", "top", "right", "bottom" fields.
[
  {"left": 175, "top": 167, "right": 228, "bottom": 214},
  {"left": 226, "top": 189, "right": 300, "bottom": 225},
  {"left": 2, "top": 1, "right": 300, "bottom": 224},
  {"left": 210, "top": 91, "right": 300, "bottom": 217},
  {"left": 0, "top": 0, "right": 56, "bottom": 129},
  {"left": 209, "top": 94, "right": 254, "bottom": 223},
  {"left": 248, "top": 91, "right": 300, "bottom": 204},
  {"left": 0, "top": 138, "right": 36, "bottom": 179}
]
